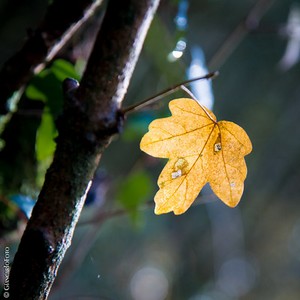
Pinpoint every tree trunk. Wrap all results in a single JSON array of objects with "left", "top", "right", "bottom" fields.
[{"left": 3, "top": 0, "right": 160, "bottom": 299}]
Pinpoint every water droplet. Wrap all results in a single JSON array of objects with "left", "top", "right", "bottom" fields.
[
  {"left": 171, "top": 158, "right": 188, "bottom": 179},
  {"left": 214, "top": 143, "right": 222, "bottom": 152},
  {"left": 172, "top": 169, "right": 182, "bottom": 179}
]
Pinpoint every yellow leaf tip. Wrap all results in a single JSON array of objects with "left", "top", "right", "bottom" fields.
[
  {"left": 227, "top": 201, "right": 239, "bottom": 208},
  {"left": 154, "top": 205, "right": 164, "bottom": 215}
]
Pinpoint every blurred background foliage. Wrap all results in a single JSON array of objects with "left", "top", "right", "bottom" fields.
[{"left": 1, "top": 0, "right": 300, "bottom": 299}]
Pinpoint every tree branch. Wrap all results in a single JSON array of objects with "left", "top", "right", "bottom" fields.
[
  {"left": 0, "top": 0, "right": 103, "bottom": 115},
  {"left": 4, "top": 0, "right": 160, "bottom": 299}
]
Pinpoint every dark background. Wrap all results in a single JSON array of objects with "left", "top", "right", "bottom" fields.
[{"left": 1, "top": 0, "right": 300, "bottom": 299}]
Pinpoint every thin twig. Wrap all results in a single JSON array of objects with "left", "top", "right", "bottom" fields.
[
  {"left": 35, "top": 0, "right": 104, "bottom": 74},
  {"left": 122, "top": 71, "right": 219, "bottom": 114}
]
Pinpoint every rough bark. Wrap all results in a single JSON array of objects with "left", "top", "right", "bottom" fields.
[
  {"left": 3, "top": 0, "right": 160, "bottom": 299},
  {"left": 0, "top": 0, "right": 103, "bottom": 114}
]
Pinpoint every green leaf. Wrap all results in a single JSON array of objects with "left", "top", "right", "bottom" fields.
[
  {"left": 25, "top": 69, "right": 50, "bottom": 102},
  {"left": 51, "top": 59, "right": 81, "bottom": 82},
  {"left": 117, "top": 170, "right": 154, "bottom": 222},
  {"left": 25, "top": 84, "right": 47, "bottom": 102},
  {"left": 25, "top": 71, "right": 63, "bottom": 118},
  {"left": 26, "top": 59, "right": 81, "bottom": 118},
  {"left": 35, "top": 112, "right": 57, "bottom": 162}
]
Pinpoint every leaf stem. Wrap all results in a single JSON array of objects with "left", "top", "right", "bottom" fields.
[
  {"left": 180, "top": 85, "right": 217, "bottom": 123},
  {"left": 122, "top": 71, "right": 219, "bottom": 114},
  {"left": 180, "top": 85, "right": 198, "bottom": 100}
]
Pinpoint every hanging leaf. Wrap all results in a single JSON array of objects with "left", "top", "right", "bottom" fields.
[{"left": 140, "top": 98, "right": 252, "bottom": 215}]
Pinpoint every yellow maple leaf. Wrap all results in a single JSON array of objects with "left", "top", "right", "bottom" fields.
[{"left": 140, "top": 98, "right": 252, "bottom": 215}]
